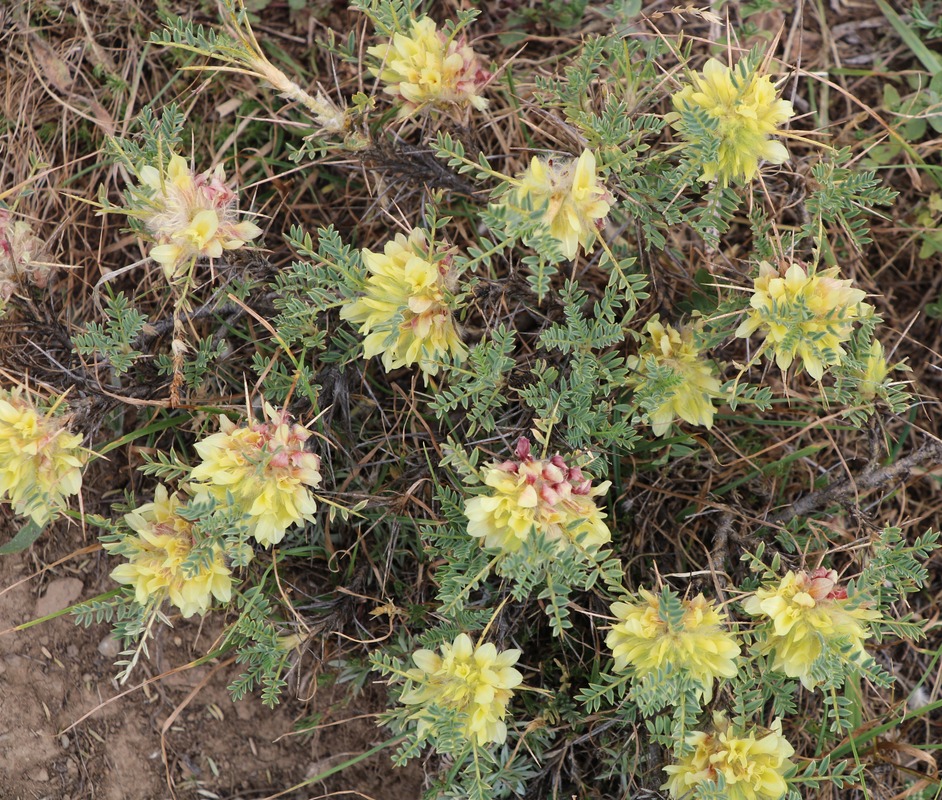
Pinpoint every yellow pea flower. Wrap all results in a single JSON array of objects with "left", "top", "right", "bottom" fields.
[
  {"left": 670, "top": 57, "right": 794, "bottom": 186},
  {"left": 0, "top": 388, "right": 85, "bottom": 526},
  {"left": 743, "top": 568, "right": 881, "bottom": 690},
  {"left": 368, "top": 17, "right": 490, "bottom": 117},
  {"left": 107, "top": 485, "right": 234, "bottom": 618},
  {"left": 400, "top": 633, "right": 522, "bottom": 746},
  {"left": 626, "top": 316, "right": 723, "bottom": 437},
  {"left": 464, "top": 437, "right": 612, "bottom": 554},
  {"left": 857, "top": 338, "right": 890, "bottom": 399},
  {"left": 605, "top": 589, "right": 740, "bottom": 702},
  {"left": 341, "top": 229, "right": 467, "bottom": 377},
  {"left": 133, "top": 153, "right": 263, "bottom": 279},
  {"left": 735, "top": 261, "right": 872, "bottom": 380},
  {"left": 662, "top": 712, "right": 796, "bottom": 800},
  {"left": 515, "top": 149, "right": 612, "bottom": 259},
  {"left": 189, "top": 403, "right": 323, "bottom": 547}
]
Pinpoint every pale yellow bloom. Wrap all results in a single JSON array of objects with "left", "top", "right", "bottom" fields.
[
  {"left": 400, "top": 633, "right": 522, "bottom": 746},
  {"left": 464, "top": 437, "right": 611, "bottom": 554},
  {"left": 134, "top": 153, "right": 263, "bottom": 279},
  {"left": 735, "top": 261, "right": 872, "bottom": 381},
  {"left": 663, "top": 712, "right": 795, "bottom": 800},
  {"left": 189, "top": 403, "right": 322, "bottom": 547},
  {"left": 670, "top": 57, "right": 794, "bottom": 186},
  {"left": 107, "top": 485, "right": 233, "bottom": 618},
  {"left": 515, "top": 149, "right": 612, "bottom": 259},
  {"left": 626, "top": 316, "right": 723, "bottom": 437},
  {"left": 743, "top": 568, "right": 881, "bottom": 690},
  {"left": 857, "top": 338, "right": 890, "bottom": 400},
  {"left": 0, "top": 388, "right": 85, "bottom": 526},
  {"left": 341, "top": 229, "right": 467, "bottom": 376},
  {"left": 605, "top": 589, "right": 740, "bottom": 702},
  {"left": 368, "top": 17, "right": 490, "bottom": 117}
]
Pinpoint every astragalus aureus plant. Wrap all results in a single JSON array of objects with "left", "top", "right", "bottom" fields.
[
  {"left": 368, "top": 16, "right": 490, "bottom": 117},
  {"left": 671, "top": 55, "right": 794, "bottom": 186},
  {"left": 0, "top": 388, "right": 85, "bottom": 527},
  {"left": 106, "top": 484, "right": 234, "bottom": 618},
  {"left": 391, "top": 633, "right": 523, "bottom": 750},
  {"left": 514, "top": 149, "right": 613, "bottom": 259},
  {"left": 190, "top": 403, "right": 323, "bottom": 547},
  {"left": 464, "top": 436, "right": 611, "bottom": 554},
  {"left": 743, "top": 568, "right": 881, "bottom": 690},
  {"left": 662, "top": 712, "right": 796, "bottom": 800},
  {"left": 127, "top": 152, "right": 262, "bottom": 280},
  {"left": 605, "top": 588, "right": 740, "bottom": 704},
  {"left": 626, "top": 316, "right": 723, "bottom": 437},
  {"left": 736, "top": 261, "right": 873, "bottom": 380},
  {"left": 12, "top": 1, "right": 935, "bottom": 798},
  {"left": 342, "top": 228, "right": 467, "bottom": 377}
]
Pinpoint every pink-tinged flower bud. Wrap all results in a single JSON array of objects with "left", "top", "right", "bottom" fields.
[
  {"left": 539, "top": 484, "right": 561, "bottom": 506},
  {"left": 514, "top": 437, "right": 532, "bottom": 461},
  {"left": 464, "top": 437, "right": 611, "bottom": 553},
  {"left": 541, "top": 463, "right": 565, "bottom": 484}
]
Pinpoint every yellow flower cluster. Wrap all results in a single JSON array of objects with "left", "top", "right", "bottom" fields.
[
  {"left": 341, "top": 229, "right": 467, "bottom": 377},
  {"left": 662, "top": 712, "right": 795, "bottom": 800},
  {"left": 605, "top": 589, "right": 740, "bottom": 702},
  {"left": 743, "top": 568, "right": 881, "bottom": 690},
  {"left": 626, "top": 316, "right": 723, "bottom": 437},
  {"left": 0, "top": 388, "right": 85, "bottom": 526},
  {"left": 107, "top": 485, "right": 233, "bottom": 618},
  {"left": 400, "top": 633, "right": 522, "bottom": 746},
  {"left": 190, "top": 403, "right": 323, "bottom": 547},
  {"left": 515, "top": 149, "right": 612, "bottom": 260},
  {"left": 735, "top": 261, "right": 872, "bottom": 380},
  {"left": 464, "top": 437, "right": 612, "bottom": 554},
  {"left": 368, "top": 17, "right": 490, "bottom": 117},
  {"left": 135, "top": 153, "right": 263, "bottom": 279},
  {"left": 671, "top": 57, "right": 794, "bottom": 186},
  {"left": 0, "top": 209, "right": 54, "bottom": 312}
]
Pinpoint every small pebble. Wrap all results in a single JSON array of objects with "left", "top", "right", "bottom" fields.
[
  {"left": 66, "top": 645, "right": 78, "bottom": 658},
  {"left": 31, "top": 767, "right": 49, "bottom": 782},
  {"left": 97, "top": 635, "right": 121, "bottom": 659},
  {"left": 60, "top": 734, "right": 71, "bottom": 748}
]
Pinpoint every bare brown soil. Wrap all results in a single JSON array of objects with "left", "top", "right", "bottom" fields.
[{"left": 0, "top": 525, "right": 424, "bottom": 800}]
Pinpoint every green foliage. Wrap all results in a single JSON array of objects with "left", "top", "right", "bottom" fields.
[
  {"left": 72, "top": 291, "right": 147, "bottom": 378},
  {"left": 430, "top": 325, "right": 516, "bottom": 434},
  {"left": 225, "top": 584, "right": 292, "bottom": 707},
  {"left": 800, "top": 148, "right": 898, "bottom": 254}
]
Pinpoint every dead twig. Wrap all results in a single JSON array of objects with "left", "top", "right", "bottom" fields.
[{"left": 768, "top": 440, "right": 942, "bottom": 525}]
